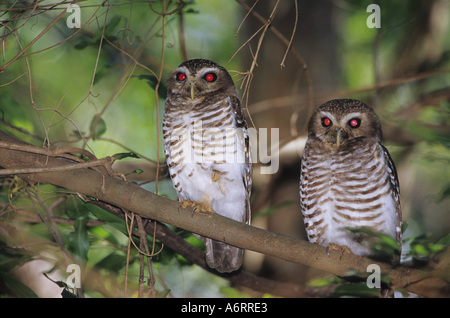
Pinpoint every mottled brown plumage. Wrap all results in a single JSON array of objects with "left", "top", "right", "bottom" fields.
[
  {"left": 163, "top": 59, "right": 252, "bottom": 273},
  {"left": 299, "top": 99, "right": 402, "bottom": 261}
]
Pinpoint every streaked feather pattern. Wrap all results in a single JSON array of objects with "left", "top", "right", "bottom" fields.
[{"left": 299, "top": 99, "right": 401, "bottom": 260}]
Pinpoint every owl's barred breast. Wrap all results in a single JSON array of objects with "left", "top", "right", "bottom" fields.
[
  {"left": 163, "top": 97, "right": 248, "bottom": 223},
  {"left": 300, "top": 137, "right": 399, "bottom": 255}
]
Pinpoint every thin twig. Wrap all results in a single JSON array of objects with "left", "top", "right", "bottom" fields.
[
  {"left": 235, "top": 0, "right": 315, "bottom": 136},
  {"left": 235, "top": 0, "right": 259, "bottom": 36},
  {"left": 280, "top": 0, "right": 298, "bottom": 68},
  {"left": 124, "top": 212, "right": 164, "bottom": 258},
  {"left": 177, "top": 6, "right": 188, "bottom": 61},
  {"left": 0, "top": 157, "right": 115, "bottom": 176},
  {"left": 153, "top": 0, "right": 169, "bottom": 196},
  {"left": 230, "top": 0, "right": 281, "bottom": 132},
  {"left": 0, "top": 3, "right": 66, "bottom": 72},
  {"left": 124, "top": 210, "right": 134, "bottom": 297}
]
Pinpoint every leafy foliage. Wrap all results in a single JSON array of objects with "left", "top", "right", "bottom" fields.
[
  {"left": 0, "top": 243, "right": 38, "bottom": 297},
  {"left": 0, "top": 0, "right": 449, "bottom": 298},
  {"left": 408, "top": 233, "right": 450, "bottom": 265},
  {"left": 345, "top": 227, "right": 401, "bottom": 263}
]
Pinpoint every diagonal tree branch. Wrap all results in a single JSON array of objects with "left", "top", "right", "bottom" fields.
[
  {"left": 90, "top": 200, "right": 307, "bottom": 297},
  {"left": 0, "top": 130, "right": 448, "bottom": 297}
]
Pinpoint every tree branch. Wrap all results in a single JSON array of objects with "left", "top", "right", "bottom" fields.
[
  {"left": 90, "top": 200, "right": 307, "bottom": 297},
  {"left": 0, "top": 130, "right": 448, "bottom": 297}
]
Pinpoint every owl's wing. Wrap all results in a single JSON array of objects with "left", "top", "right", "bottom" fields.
[
  {"left": 230, "top": 95, "right": 252, "bottom": 225},
  {"left": 229, "top": 95, "right": 247, "bottom": 128},
  {"left": 243, "top": 128, "right": 252, "bottom": 226},
  {"left": 381, "top": 143, "right": 402, "bottom": 244}
]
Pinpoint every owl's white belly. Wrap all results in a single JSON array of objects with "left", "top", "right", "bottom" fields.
[
  {"left": 164, "top": 105, "right": 249, "bottom": 223},
  {"left": 176, "top": 162, "right": 247, "bottom": 223},
  {"left": 301, "top": 139, "right": 399, "bottom": 256}
]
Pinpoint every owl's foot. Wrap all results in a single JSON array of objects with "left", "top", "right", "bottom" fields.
[
  {"left": 326, "top": 243, "right": 352, "bottom": 259},
  {"left": 181, "top": 200, "right": 214, "bottom": 214},
  {"left": 211, "top": 171, "right": 220, "bottom": 182}
]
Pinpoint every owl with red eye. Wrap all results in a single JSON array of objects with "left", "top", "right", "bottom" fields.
[
  {"left": 172, "top": 63, "right": 224, "bottom": 101},
  {"left": 300, "top": 99, "right": 402, "bottom": 262},
  {"left": 163, "top": 59, "right": 252, "bottom": 273},
  {"left": 320, "top": 114, "right": 362, "bottom": 148}
]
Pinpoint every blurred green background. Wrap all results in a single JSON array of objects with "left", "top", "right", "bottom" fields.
[{"left": 0, "top": 0, "right": 449, "bottom": 297}]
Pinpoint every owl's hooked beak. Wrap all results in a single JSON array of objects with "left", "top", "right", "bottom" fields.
[
  {"left": 334, "top": 127, "right": 343, "bottom": 148},
  {"left": 190, "top": 82, "right": 198, "bottom": 100}
]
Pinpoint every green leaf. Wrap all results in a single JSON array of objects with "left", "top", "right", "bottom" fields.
[
  {"left": 84, "top": 203, "right": 128, "bottom": 235},
  {"left": 437, "top": 183, "right": 450, "bottom": 202},
  {"left": 61, "top": 289, "right": 78, "bottom": 298},
  {"left": 220, "top": 286, "right": 251, "bottom": 298},
  {"left": 43, "top": 272, "right": 78, "bottom": 298},
  {"left": 409, "top": 233, "right": 449, "bottom": 262},
  {"left": 126, "top": 169, "right": 143, "bottom": 176},
  {"left": 104, "top": 16, "right": 122, "bottom": 38},
  {"left": 428, "top": 243, "right": 446, "bottom": 254},
  {"left": 307, "top": 275, "right": 342, "bottom": 287},
  {"left": 68, "top": 216, "right": 89, "bottom": 262},
  {"left": 71, "top": 129, "right": 85, "bottom": 140},
  {"left": 0, "top": 243, "right": 33, "bottom": 272},
  {"left": 89, "top": 115, "right": 107, "bottom": 139},
  {"left": 155, "top": 288, "right": 171, "bottom": 298},
  {"left": 0, "top": 271, "right": 39, "bottom": 298},
  {"left": 43, "top": 272, "right": 69, "bottom": 288},
  {"left": 94, "top": 251, "right": 127, "bottom": 272},
  {"left": 136, "top": 75, "right": 167, "bottom": 99},
  {"left": 344, "top": 227, "right": 400, "bottom": 261},
  {"left": 333, "top": 282, "right": 380, "bottom": 298},
  {"left": 437, "top": 233, "right": 450, "bottom": 246},
  {"left": 66, "top": 204, "right": 89, "bottom": 220},
  {"left": 9, "top": 175, "right": 27, "bottom": 198},
  {"left": 112, "top": 152, "right": 140, "bottom": 160}
]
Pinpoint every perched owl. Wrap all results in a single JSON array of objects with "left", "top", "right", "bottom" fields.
[
  {"left": 163, "top": 59, "right": 252, "bottom": 273},
  {"left": 299, "top": 99, "right": 402, "bottom": 260}
]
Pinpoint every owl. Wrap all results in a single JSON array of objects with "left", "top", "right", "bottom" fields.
[
  {"left": 163, "top": 59, "right": 252, "bottom": 273},
  {"left": 299, "top": 99, "right": 402, "bottom": 261}
]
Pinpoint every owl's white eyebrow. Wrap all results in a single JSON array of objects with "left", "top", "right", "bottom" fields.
[
  {"left": 320, "top": 111, "right": 334, "bottom": 119},
  {"left": 199, "top": 67, "right": 218, "bottom": 75},
  {"left": 343, "top": 113, "right": 362, "bottom": 121},
  {"left": 175, "top": 66, "right": 189, "bottom": 74}
]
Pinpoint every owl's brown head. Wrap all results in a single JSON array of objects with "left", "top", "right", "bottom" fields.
[
  {"left": 166, "top": 59, "right": 236, "bottom": 101},
  {"left": 308, "top": 99, "right": 382, "bottom": 148}
]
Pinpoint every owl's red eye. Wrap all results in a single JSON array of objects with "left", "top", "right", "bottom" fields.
[
  {"left": 321, "top": 117, "right": 332, "bottom": 127},
  {"left": 349, "top": 118, "right": 361, "bottom": 128},
  {"left": 203, "top": 72, "right": 217, "bottom": 82},
  {"left": 176, "top": 72, "right": 186, "bottom": 81}
]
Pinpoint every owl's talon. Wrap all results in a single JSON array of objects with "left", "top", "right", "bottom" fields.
[
  {"left": 180, "top": 200, "right": 214, "bottom": 216},
  {"left": 326, "top": 243, "right": 352, "bottom": 259}
]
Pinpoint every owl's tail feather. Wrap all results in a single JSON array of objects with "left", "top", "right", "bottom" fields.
[{"left": 203, "top": 238, "right": 243, "bottom": 273}]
